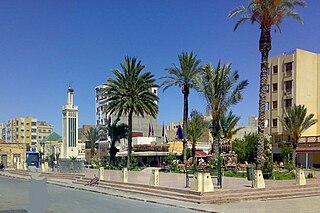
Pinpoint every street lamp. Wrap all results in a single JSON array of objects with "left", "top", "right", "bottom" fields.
[{"left": 209, "top": 121, "right": 222, "bottom": 189}]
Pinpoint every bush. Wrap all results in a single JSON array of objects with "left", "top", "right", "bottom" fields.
[
  {"left": 223, "top": 170, "right": 246, "bottom": 178},
  {"left": 271, "top": 171, "right": 295, "bottom": 180},
  {"left": 285, "top": 160, "right": 295, "bottom": 171},
  {"left": 307, "top": 173, "right": 314, "bottom": 179}
]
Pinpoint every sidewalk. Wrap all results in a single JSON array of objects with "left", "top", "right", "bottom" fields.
[{"left": 2, "top": 169, "right": 320, "bottom": 213}]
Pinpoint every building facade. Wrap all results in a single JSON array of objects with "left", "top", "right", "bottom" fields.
[
  {"left": 265, "top": 49, "right": 320, "bottom": 167},
  {"left": 1, "top": 117, "right": 53, "bottom": 147},
  {"left": 62, "top": 86, "right": 79, "bottom": 159},
  {"left": 95, "top": 83, "right": 162, "bottom": 143}
]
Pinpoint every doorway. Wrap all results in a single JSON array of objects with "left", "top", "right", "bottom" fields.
[{"left": 1, "top": 154, "right": 7, "bottom": 168}]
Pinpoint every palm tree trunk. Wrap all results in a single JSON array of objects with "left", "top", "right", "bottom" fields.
[
  {"left": 90, "top": 146, "right": 95, "bottom": 163},
  {"left": 127, "top": 108, "right": 134, "bottom": 168},
  {"left": 183, "top": 85, "right": 189, "bottom": 164},
  {"left": 257, "top": 28, "right": 271, "bottom": 170},
  {"left": 192, "top": 141, "right": 196, "bottom": 160},
  {"left": 292, "top": 150, "right": 297, "bottom": 167}
]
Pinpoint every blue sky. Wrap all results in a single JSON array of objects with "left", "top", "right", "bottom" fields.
[{"left": 1, "top": 0, "right": 319, "bottom": 134}]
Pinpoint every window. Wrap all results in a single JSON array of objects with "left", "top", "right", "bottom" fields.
[
  {"left": 273, "top": 65, "right": 278, "bottom": 74},
  {"left": 272, "top": 119, "right": 277, "bottom": 127},
  {"left": 153, "top": 89, "right": 157, "bottom": 94},
  {"left": 31, "top": 135, "right": 36, "bottom": 139},
  {"left": 16, "top": 121, "right": 19, "bottom": 125},
  {"left": 21, "top": 136, "right": 24, "bottom": 139},
  {"left": 284, "top": 80, "right": 292, "bottom": 91},
  {"left": 38, "top": 136, "right": 41, "bottom": 139},
  {"left": 285, "top": 99, "right": 292, "bottom": 108},
  {"left": 272, "top": 101, "right": 277, "bottom": 109},
  {"left": 31, "top": 122, "right": 36, "bottom": 126},
  {"left": 27, "top": 129, "right": 30, "bottom": 132},
  {"left": 273, "top": 83, "right": 278, "bottom": 92},
  {"left": 265, "top": 102, "right": 269, "bottom": 110},
  {"left": 266, "top": 85, "right": 269, "bottom": 93},
  {"left": 285, "top": 62, "right": 293, "bottom": 71},
  {"left": 266, "top": 68, "right": 269, "bottom": 75},
  {"left": 31, "top": 128, "right": 36, "bottom": 133},
  {"left": 27, "top": 136, "right": 30, "bottom": 139},
  {"left": 26, "top": 123, "right": 30, "bottom": 125}
]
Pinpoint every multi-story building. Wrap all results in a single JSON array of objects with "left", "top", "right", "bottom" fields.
[
  {"left": 95, "top": 83, "right": 108, "bottom": 126},
  {"left": 37, "top": 121, "right": 53, "bottom": 142},
  {"left": 95, "top": 83, "right": 161, "bottom": 141},
  {"left": 62, "top": 86, "right": 79, "bottom": 159},
  {"left": 0, "top": 117, "right": 52, "bottom": 146},
  {"left": 265, "top": 49, "right": 320, "bottom": 168},
  {"left": 234, "top": 116, "right": 258, "bottom": 140}
]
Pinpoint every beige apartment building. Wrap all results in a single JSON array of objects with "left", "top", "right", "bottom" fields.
[
  {"left": 1, "top": 117, "right": 53, "bottom": 148},
  {"left": 265, "top": 49, "right": 320, "bottom": 168}
]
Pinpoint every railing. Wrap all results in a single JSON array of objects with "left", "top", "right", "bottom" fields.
[{"left": 298, "top": 136, "right": 320, "bottom": 143}]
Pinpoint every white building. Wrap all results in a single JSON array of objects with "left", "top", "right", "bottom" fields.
[{"left": 62, "top": 86, "right": 79, "bottom": 159}]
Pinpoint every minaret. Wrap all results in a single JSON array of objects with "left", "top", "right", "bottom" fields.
[{"left": 62, "top": 86, "right": 79, "bottom": 159}]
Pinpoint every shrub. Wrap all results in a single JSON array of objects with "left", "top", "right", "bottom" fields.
[
  {"left": 271, "top": 171, "right": 295, "bottom": 180},
  {"left": 223, "top": 170, "right": 246, "bottom": 178}
]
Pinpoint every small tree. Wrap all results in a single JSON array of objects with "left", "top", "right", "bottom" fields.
[
  {"left": 105, "top": 118, "right": 129, "bottom": 166},
  {"left": 83, "top": 127, "right": 100, "bottom": 163},
  {"left": 187, "top": 110, "right": 206, "bottom": 161},
  {"left": 279, "top": 104, "right": 318, "bottom": 166},
  {"left": 220, "top": 111, "right": 244, "bottom": 139}
]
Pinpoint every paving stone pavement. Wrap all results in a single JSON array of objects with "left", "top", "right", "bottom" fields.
[{"left": 1, "top": 170, "right": 320, "bottom": 213}]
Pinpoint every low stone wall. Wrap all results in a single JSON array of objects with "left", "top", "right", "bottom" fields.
[{"left": 58, "top": 159, "right": 84, "bottom": 173}]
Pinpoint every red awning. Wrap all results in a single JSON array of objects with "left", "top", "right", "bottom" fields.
[
  {"left": 195, "top": 150, "right": 207, "bottom": 158},
  {"left": 296, "top": 146, "right": 320, "bottom": 153}
]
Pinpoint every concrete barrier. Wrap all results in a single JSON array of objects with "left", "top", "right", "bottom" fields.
[
  {"left": 149, "top": 169, "right": 160, "bottom": 186},
  {"left": 253, "top": 170, "right": 265, "bottom": 188},
  {"left": 23, "top": 162, "right": 28, "bottom": 171},
  {"left": 120, "top": 168, "right": 128, "bottom": 183},
  {"left": 296, "top": 168, "right": 306, "bottom": 185},
  {"left": 99, "top": 167, "right": 104, "bottom": 180},
  {"left": 190, "top": 172, "right": 214, "bottom": 192}
]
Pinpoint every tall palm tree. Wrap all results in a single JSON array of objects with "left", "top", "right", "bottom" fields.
[
  {"left": 220, "top": 111, "right": 244, "bottom": 139},
  {"left": 279, "top": 104, "right": 317, "bottom": 166},
  {"left": 196, "top": 62, "right": 248, "bottom": 153},
  {"left": 84, "top": 127, "right": 100, "bottom": 163},
  {"left": 229, "top": 0, "right": 306, "bottom": 169},
  {"left": 105, "top": 118, "right": 129, "bottom": 166},
  {"left": 105, "top": 56, "right": 159, "bottom": 167},
  {"left": 187, "top": 110, "right": 206, "bottom": 161},
  {"left": 161, "top": 51, "right": 202, "bottom": 163}
]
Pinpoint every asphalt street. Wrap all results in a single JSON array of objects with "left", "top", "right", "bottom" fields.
[{"left": 0, "top": 176, "right": 195, "bottom": 213}]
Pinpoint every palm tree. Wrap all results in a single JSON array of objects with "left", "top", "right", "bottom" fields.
[
  {"left": 196, "top": 62, "right": 248, "bottom": 153},
  {"left": 187, "top": 110, "right": 207, "bottom": 161},
  {"left": 161, "top": 51, "right": 202, "bottom": 163},
  {"left": 220, "top": 111, "right": 244, "bottom": 139},
  {"left": 105, "top": 56, "right": 159, "bottom": 167},
  {"left": 84, "top": 127, "right": 100, "bottom": 163},
  {"left": 279, "top": 105, "right": 317, "bottom": 166},
  {"left": 229, "top": 0, "right": 306, "bottom": 169},
  {"left": 105, "top": 118, "right": 129, "bottom": 166}
]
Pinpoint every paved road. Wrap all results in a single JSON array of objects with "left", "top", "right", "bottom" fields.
[{"left": 0, "top": 176, "right": 195, "bottom": 213}]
